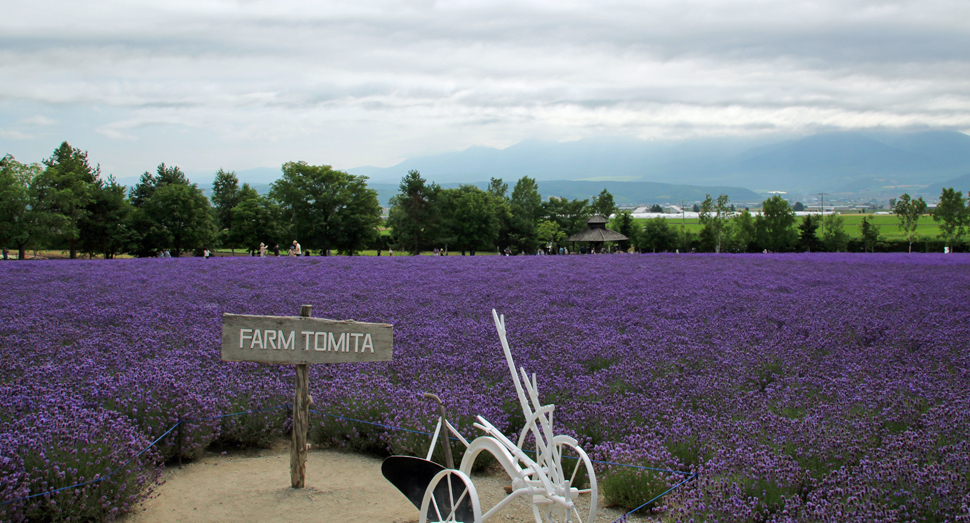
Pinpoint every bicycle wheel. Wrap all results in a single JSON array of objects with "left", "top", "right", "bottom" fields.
[
  {"left": 532, "top": 439, "right": 598, "bottom": 523},
  {"left": 418, "top": 469, "right": 483, "bottom": 523}
]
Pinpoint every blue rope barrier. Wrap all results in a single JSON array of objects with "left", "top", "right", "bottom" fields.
[
  {"left": 309, "top": 408, "right": 439, "bottom": 438},
  {"left": 1, "top": 405, "right": 289, "bottom": 507},
  {"left": 1, "top": 423, "right": 181, "bottom": 506},
  {"left": 4, "top": 402, "right": 697, "bottom": 520},
  {"left": 607, "top": 472, "right": 699, "bottom": 523},
  {"left": 181, "top": 404, "right": 290, "bottom": 424}
]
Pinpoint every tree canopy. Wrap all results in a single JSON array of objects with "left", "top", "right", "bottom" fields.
[
  {"left": 932, "top": 188, "right": 967, "bottom": 249},
  {"left": 32, "top": 142, "right": 100, "bottom": 258},
  {"left": 892, "top": 193, "right": 928, "bottom": 253},
  {"left": 271, "top": 162, "right": 381, "bottom": 256},
  {"left": 756, "top": 195, "right": 798, "bottom": 252},
  {"left": 129, "top": 163, "right": 213, "bottom": 256}
]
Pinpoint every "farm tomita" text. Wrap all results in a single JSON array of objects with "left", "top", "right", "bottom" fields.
[{"left": 238, "top": 329, "right": 376, "bottom": 353}]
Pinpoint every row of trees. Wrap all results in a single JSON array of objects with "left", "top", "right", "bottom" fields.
[
  {"left": 0, "top": 143, "right": 382, "bottom": 258},
  {"left": 893, "top": 189, "right": 970, "bottom": 252},
  {"left": 385, "top": 170, "right": 619, "bottom": 255},
  {"left": 632, "top": 189, "right": 969, "bottom": 254},
  {"left": 3, "top": 142, "right": 967, "bottom": 259},
  {"left": 632, "top": 194, "right": 856, "bottom": 253},
  {"left": 212, "top": 161, "right": 382, "bottom": 256}
]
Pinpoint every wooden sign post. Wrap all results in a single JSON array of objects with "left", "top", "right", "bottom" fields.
[{"left": 221, "top": 306, "right": 393, "bottom": 488}]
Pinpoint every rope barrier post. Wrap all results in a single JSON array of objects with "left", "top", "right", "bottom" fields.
[
  {"left": 291, "top": 304, "right": 312, "bottom": 488},
  {"left": 177, "top": 407, "right": 183, "bottom": 469}
]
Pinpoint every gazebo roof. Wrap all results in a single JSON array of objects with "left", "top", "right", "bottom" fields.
[
  {"left": 565, "top": 227, "right": 629, "bottom": 242},
  {"left": 565, "top": 215, "right": 628, "bottom": 242}
]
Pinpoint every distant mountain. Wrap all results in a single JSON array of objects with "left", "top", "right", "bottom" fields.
[
  {"left": 871, "top": 130, "right": 970, "bottom": 171},
  {"left": 924, "top": 172, "right": 970, "bottom": 198},
  {"left": 349, "top": 136, "right": 771, "bottom": 185},
  {"left": 534, "top": 180, "right": 761, "bottom": 206},
  {"left": 349, "top": 131, "right": 970, "bottom": 195},
  {"left": 697, "top": 132, "right": 954, "bottom": 191},
  {"left": 123, "top": 130, "right": 970, "bottom": 204},
  {"left": 364, "top": 180, "right": 758, "bottom": 207}
]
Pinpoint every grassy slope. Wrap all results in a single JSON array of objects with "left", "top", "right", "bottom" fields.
[{"left": 630, "top": 213, "right": 943, "bottom": 240}]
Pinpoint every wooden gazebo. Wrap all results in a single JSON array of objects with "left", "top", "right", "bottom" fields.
[{"left": 565, "top": 215, "right": 628, "bottom": 253}]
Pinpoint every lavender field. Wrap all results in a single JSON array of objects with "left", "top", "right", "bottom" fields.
[{"left": 1, "top": 254, "right": 969, "bottom": 522}]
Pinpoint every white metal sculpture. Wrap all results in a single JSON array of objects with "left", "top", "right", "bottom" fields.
[{"left": 383, "top": 310, "right": 598, "bottom": 523}]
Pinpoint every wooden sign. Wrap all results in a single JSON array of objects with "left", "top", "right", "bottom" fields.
[
  {"left": 221, "top": 313, "right": 393, "bottom": 364},
  {"left": 220, "top": 307, "right": 393, "bottom": 489}
]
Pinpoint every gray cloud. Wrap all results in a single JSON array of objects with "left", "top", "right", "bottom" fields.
[{"left": 1, "top": 0, "right": 968, "bottom": 175}]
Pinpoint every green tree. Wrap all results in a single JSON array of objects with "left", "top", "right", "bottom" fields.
[
  {"left": 798, "top": 215, "right": 821, "bottom": 252},
  {"left": 142, "top": 183, "right": 214, "bottom": 256},
  {"left": 331, "top": 178, "right": 382, "bottom": 256},
  {"left": 755, "top": 195, "right": 799, "bottom": 252},
  {"left": 31, "top": 142, "right": 99, "bottom": 258},
  {"left": 859, "top": 216, "right": 880, "bottom": 253},
  {"left": 0, "top": 155, "right": 42, "bottom": 259},
  {"left": 732, "top": 209, "right": 756, "bottom": 253},
  {"left": 677, "top": 226, "right": 697, "bottom": 252},
  {"left": 487, "top": 177, "right": 511, "bottom": 253},
  {"left": 211, "top": 169, "right": 241, "bottom": 253},
  {"left": 537, "top": 220, "right": 567, "bottom": 252},
  {"left": 78, "top": 176, "right": 133, "bottom": 259},
  {"left": 590, "top": 189, "right": 617, "bottom": 219},
  {"left": 129, "top": 164, "right": 213, "bottom": 256},
  {"left": 129, "top": 163, "right": 191, "bottom": 207},
  {"left": 229, "top": 184, "right": 284, "bottom": 254},
  {"left": 612, "top": 210, "right": 635, "bottom": 252},
  {"left": 931, "top": 188, "right": 968, "bottom": 251},
  {"left": 637, "top": 217, "right": 678, "bottom": 253},
  {"left": 891, "top": 193, "right": 928, "bottom": 253},
  {"left": 698, "top": 193, "right": 731, "bottom": 253},
  {"left": 821, "top": 214, "right": 849, "bottom": 252},
  {"left": 271, "top": 162, "right": 381, "bottom": 256},
  {"left": 446, "top": 185, "right": 499, "bottom": 255},
  {"left": 649, "top": 204, "right": 663, "bottom": 213},
  {"left": 509, "top": 176, "right": 542, "bottom": 254},
  {"left": 386, "top": 170, "right": 438, "bottom": 255},
  {"left": 541, "top": 197, "right": 590, "bottom": 237}
]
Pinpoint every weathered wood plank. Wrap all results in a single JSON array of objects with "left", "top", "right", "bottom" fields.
[{"left": 222, "top": 313, "right": 393, "bottom": 364}]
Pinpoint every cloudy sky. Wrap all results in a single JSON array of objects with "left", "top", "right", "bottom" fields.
[{"left": 2, "top": 0, "right": 969, "bottom": 179}]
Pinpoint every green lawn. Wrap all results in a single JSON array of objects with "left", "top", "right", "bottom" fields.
[{"left": 629, "top": 213, "right": 943, "bottom": 240}]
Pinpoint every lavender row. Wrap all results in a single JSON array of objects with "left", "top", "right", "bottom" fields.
[{"left": 1, "top": 254, "right": 968, "bottom": 521}]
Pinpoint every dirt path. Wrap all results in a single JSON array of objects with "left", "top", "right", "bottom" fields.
[{"left": 120, "top": 440, "right": 647, "bottom": 523}]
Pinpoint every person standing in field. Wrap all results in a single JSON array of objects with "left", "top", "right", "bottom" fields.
[
  {"left": 259, "top": 243, "right": 267, "bottom": 257},
  {"left": 291, "top": 240, "right": 302, "bottom": 257},
  {"left": 273, "top": 243, "right": 280, "bottom": 256}
]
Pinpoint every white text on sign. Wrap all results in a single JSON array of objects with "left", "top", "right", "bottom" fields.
[{"left": 238, "top": 329, "right": 376, "bottom": 353}]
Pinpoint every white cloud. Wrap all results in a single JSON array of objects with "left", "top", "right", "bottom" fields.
[
  {"left": 0, "top": 129, "right": 34, "bottom": 140},
  {"left": 18, "top": 115, "right": 57, "bottom": 126},
  {"left": 1, "top": 0, "right": 969, "bottom": 173}
]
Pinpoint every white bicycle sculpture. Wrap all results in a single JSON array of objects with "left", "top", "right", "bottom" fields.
[{"left": 382, "top": 310, "right": 598, "bottom": 523}]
